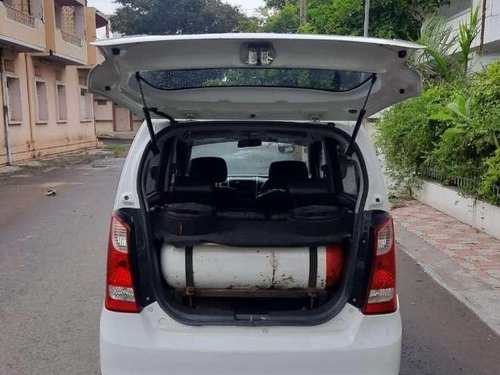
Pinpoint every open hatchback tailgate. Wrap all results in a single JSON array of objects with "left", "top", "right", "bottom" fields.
[{"left": 89, "top": 33, "right": 422, "bottom": 122}]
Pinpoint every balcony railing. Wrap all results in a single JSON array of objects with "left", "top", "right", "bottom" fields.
[
  {"left": 60, "top": 30, "right": 82, "bottom": 47},
  {"left": 4, "top": 2, "right": 36, "bottom": 28}
]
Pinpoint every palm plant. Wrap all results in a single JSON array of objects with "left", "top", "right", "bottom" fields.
[
  {"left": 458, "top": 4, "right": 480, "bottom": 75},
  {"left": 413, "top": 15, "right": 457, "bottom": 82}
]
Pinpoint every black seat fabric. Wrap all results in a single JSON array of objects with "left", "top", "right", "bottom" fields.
[
  {"left": 261, "top": 160, "right": 308, "bottom": 192},
  {"left": 190, "top": 157, "right": 227, "bottom": 183},
  {"left": 289, "top": 179, "right": 336, "bottom": 207},
  {"left": 256, "top": 161, "right": 309, "bottom": 213},
  {"left": 171, "top": 179, "right": 215, "bottom": 205},
  {"left": 189, "top": 157, "right": 237, "bottom": 208}
]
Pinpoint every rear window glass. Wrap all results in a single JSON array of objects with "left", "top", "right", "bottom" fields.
[
  {"left": 191, "top": 141, "right": 307, "bottom": 177},
  {"left": 343, "top": 162, "right": 359, "bottom": 195},
  {"left": 140, "top": 68, "right": 371, "bottom": 92}
]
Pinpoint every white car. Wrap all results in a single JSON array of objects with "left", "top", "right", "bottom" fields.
[{"left": 90, "top": 34, "right": 422, "bottom": 375}]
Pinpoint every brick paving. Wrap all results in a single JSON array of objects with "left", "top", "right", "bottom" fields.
[{"left": 392, "top": 200, "right": 500, "bottom": 289}]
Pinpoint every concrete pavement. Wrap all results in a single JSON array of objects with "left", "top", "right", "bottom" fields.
[
  {"left": 0, "top": 156, "right": 122, "bottom": 375},
  {"left": 393, "top": 200, "right": 500, "bottom": 335}
]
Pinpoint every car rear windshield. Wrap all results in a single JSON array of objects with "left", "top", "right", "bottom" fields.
[{"left": 140, "top": 68, "right": 371, "bottom": 92}]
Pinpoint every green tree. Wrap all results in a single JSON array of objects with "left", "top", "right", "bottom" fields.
[
  {"left": 263, "top": 0, "right": 298, "bottom": 11},
  {"left": 261, "top": 3, "right": 300, "bottom": 33},
  {"left": 262, "top": 0, "right": 449, "bottom": 40},
  {"left": 110, "top": 0, "right": 246, "bottom": 35}
]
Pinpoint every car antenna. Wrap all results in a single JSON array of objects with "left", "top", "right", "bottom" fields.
[
  {"left": 135, "top": 72, "right": 175, "bottom": 155},
  {"left": 345, "top": 74, "right": 377, "bottom": 157}
]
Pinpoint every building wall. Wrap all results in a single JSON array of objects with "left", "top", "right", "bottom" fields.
[
  {"left": 93, "top": 95, "right": 143, "bottom": 137},
  {"left": 94, "top": 95, "right": 114, "bottom": 135},
  {"left": 133, "top": 114, "right": 142, "bottom": 132},
  {"left": 441, "top": 0, "right": 500, "bottom": 68},
  {"left": 0, "top": 52, "right": 97, "bottom": 164},
  {"left": 0, "top": 0, "right": 46, "bottom": 52},
  {"left": 0, "top": 0, "right": 107, "bottom": 165},
  {"left": 0, "top": 69, "right": 5, "bottom": 159},
  {"left": 1, "top": 50, "right": 34, "bottom": 161},
  {"left": 29, "top": 60, "right": 96, "bottom": 155}
]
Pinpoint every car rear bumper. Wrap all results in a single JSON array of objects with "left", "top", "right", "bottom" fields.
[{"left": 100, "top": 302, "right": 401, "bottom": 375}]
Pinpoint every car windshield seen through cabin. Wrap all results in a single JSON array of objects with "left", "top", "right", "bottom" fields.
[{"left": 191, "top": 141, "right": 304, "bottom": 176}]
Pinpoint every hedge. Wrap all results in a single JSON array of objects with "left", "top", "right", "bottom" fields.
[{"left": 375, "top": 61, "right": 500, "bottom": 205}]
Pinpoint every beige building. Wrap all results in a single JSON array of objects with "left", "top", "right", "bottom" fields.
[
  {"left": 94, "top": 94, "right": 143, "bottom": 136},
  {"left": 0, "top": 0, "right": 109, "bottom": 165}
]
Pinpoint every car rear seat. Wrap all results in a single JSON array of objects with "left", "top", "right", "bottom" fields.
[
  {"left": 189, "top": 157, "right": 228, "bottom": 185},
  {"left": 256, "top": 160, "right": 309, "bottom": 212},
  {"left": 171, "top": 180, "right": 215, "bottom": 205},
  {"left": 288, "top": 179, "right": 336, "bottom": 207},
  {"left": 260, "top": 160, "right": 309, "bottom": 192},
  {"left": 172, "top": 157, "right": 237, "bottom": 208}
]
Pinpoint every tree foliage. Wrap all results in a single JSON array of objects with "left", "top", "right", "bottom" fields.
[
  {"left": 261, "top": 0, "right": 449, "bottom": 40},
  {"left": 110, "top": 0, "right": 245, "bottom": 35},
  {"left": 261, "top": 3, "right": 300, "bottom": 33},
  {"left": 263, "top": 0, "right": 298, "bottom": 10}
]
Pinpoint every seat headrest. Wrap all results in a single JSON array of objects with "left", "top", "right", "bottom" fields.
[
  {"left": 190, "top": 157, "right": 228, "bottom": 183},
  {"left": 268, "top": 160, "right": 308, "bottom": 183}
]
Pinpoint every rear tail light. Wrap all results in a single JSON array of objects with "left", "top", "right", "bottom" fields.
[
  {"left": 105, "top": 214, "right": 139, "bottom": 313},
  {"left": 363, "top": 217, "right": 397, "bottom": 314}
]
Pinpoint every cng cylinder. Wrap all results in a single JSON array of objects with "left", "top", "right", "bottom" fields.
[{"left": 160, "top": 244, "right": 343, "bottom": 290}]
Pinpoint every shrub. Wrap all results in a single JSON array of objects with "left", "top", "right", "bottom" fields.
[
  {"left": 374, "top": 83, "right": 457, "bottom": 194},
  {"left": 479, "top": 150, "right": 500, "bottom": 205},
  {"left": 470, "top": 62, "right": 500, "bottom": 153},
  {"left": 375, "top": 61, "right": 500, "bottom": 205}
]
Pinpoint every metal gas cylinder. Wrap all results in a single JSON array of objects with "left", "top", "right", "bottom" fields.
[{"left": 160, "top": 244, "right": 343, "bottom": 291}]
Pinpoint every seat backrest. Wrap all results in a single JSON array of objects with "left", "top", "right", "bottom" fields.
[
  {"left": 261, "top": 160, "right": 308, "bottom": 192},
  {"left": 289, "top": 179, "right": 335, "bottom": 207},
  {"left": 171, "top": 179, "right": 215, "bottom": 205}
]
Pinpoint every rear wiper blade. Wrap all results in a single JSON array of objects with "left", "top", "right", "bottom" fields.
[
  {"left": 135, "top": 72, "right": 176, "bottom": 154},
  {"left": 345, "top": 74, "right": 377, "bottom": 157}
]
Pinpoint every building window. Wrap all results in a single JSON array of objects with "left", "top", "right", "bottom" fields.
[
  {"left": 80, "top": 87, "right": 93, "bottom": 121},
  {"left": 35, "top": 79, "right": 48, "bottom": 123},
  {"left": 6, "top": 76, "right": 23, "bottom": 124},
  {"left": 96, "top": 99, "right": 107, "bottom": 106},
  {"left": 56, "top": 83, "right": 67, "bottom": 122}
]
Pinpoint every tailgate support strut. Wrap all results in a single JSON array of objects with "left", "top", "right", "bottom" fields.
[
  {"left": 345, "top": 74, "right": 377, "bottom": 157},
  {"left": 135, "top": 72, "right": 177, "bottom": 154}
]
